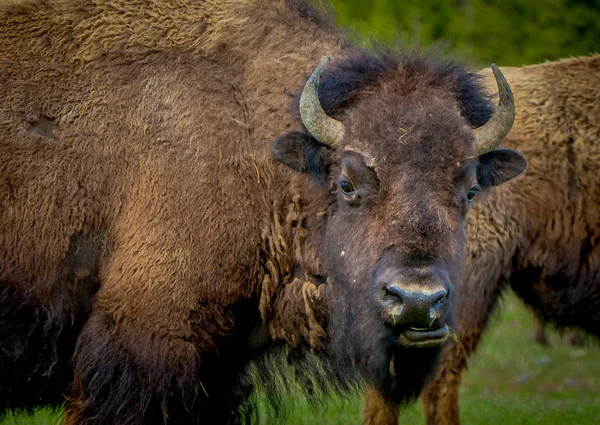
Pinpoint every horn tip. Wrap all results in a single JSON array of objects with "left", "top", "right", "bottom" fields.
[
  {"left": 315, "top": 56, "right": 331, "bottom": 75},
  {"left": 490, "top": 63, "right": 513, "bottom": 101},
  {"left": 490, "top": 64, "right": 503, "bottom": 80}
]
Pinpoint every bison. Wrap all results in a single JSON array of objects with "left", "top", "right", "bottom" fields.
[
  {"left": 0, "top": 1, "right": 525, "bottom": 424},
  {"left": 364, "top": 54, "right": 600, "bottom": 425}
]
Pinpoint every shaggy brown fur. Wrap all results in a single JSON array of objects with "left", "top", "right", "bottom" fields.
[
  {"left": 363, "top": 54, "right": 600, "bottom": 425},
  {"left": 0, "top": 1, "right": 524, "bottom": 424}
]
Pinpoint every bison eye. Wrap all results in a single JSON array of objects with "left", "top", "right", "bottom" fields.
[
  {"left": 340, "top": 180, "right": 355, "bottom": 195},
  {"left": 466, "top": 186, "right": 480, "bottom": 203}
]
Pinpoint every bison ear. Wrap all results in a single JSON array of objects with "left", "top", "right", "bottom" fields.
[
  {"left": 477, "top": 149, "right": 527, "bottom": 187},
  {"left": 270, "top": 131, "right": 331, "bottom": 186}
]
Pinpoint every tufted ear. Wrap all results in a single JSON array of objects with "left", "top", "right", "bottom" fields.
[
  {"left": 270, "top": 131, "right": 332, "bottom": 186},
  {"left": 477, "top": 148, "right": 527, "bottom": 187}
]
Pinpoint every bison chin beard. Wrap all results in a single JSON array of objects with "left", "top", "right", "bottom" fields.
[{"left": 325, "top": 281, "right": 448, "bottom": 404}]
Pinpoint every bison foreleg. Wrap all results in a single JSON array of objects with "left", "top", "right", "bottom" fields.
[
  {"left": 361, "top": 337, "right": 473, "bottom": 425},
  {"left": 420, "top": 277, "right": 509, "bottom": 425},
  {"left": 363, "top": 386, "right": 399, "bottom": 425}
]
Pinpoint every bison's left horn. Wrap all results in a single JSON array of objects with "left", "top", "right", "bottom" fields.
[
  {"left": 473, "top": 64, "right": 515, "bottom": 154},
  {"left": 299, "top": 56, "right": 346, "bottom": 149}
]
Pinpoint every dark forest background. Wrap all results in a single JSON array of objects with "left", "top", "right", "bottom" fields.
[{"left": 314, "top": 0, "right": 599, "bottom": 66}]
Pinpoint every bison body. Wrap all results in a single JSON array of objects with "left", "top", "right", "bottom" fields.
[
  {"left": 365, "top": 55, "right": 600, "bottom": 425},
  {"left": 0, "top": 1, "right": 524, "bottom": 424}
]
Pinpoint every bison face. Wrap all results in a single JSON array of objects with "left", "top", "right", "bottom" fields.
[{"left": 271, "top": 56, "right": 526, "bottom": 400}]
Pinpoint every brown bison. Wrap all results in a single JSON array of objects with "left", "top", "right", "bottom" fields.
[
  {"left": 364, "top": 54, "right": 600, "bottom": 425},
  {"left": 0, "top": 1, "right": 525, "bottom": 424}
]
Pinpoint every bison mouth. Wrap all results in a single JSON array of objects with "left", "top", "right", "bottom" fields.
[{"left": 398, "top": 325, "right": 449, "bottom": 348}]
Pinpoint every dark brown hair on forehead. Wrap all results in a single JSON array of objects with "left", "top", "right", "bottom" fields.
[{"left": 314, "top": 49, "right": 495, "bottom": 129}]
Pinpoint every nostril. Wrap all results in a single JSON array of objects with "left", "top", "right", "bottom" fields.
[
  {"left": 384, "top": 284, "right": 405, "bottom": 301},
  {"left": 429, "top": 289, "right": 448, "bottom": 325},
  {"left": 433, "top": 288, "right": 448, "bottom": 303},
  {"left": 431, "top": 289, "right": 448, "bottom": 311}
]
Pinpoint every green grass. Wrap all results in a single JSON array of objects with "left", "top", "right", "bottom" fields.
[
  {"left": 3, "top": 291, "right": 600, "bottom": 424},
  {"left": 1, "top": 410, "right": 62, "bottom": 425}
]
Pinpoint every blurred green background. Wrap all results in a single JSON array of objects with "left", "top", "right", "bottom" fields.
[{"left": 317, "top": 0, "right": 599, "bottom": 66}]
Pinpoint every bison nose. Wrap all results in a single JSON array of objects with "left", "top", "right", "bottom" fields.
[{"left": 381, "top": 282, "right": 448, "bottom": 329}]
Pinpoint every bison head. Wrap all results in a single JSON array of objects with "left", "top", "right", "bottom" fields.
[{"left": 270, "top": 53, "right": 526, "bottom": 401}]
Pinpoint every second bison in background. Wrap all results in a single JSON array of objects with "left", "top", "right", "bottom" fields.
[{"left": 365, "top": 54, "right": 600, "bottom": 425}]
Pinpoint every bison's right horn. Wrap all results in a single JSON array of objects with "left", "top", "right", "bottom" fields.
[
  {"left": 473, "top": 64, "right": 515, "bottom": 154},
  {"left": 299, "top": 56, "right": 346, "bottom": 149}
]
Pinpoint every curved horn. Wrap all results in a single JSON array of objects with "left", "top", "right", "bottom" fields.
[
  {"left": 299, "top": 56, "right": 345, "bottom": 149},
  {"left": 473, "top": 64, "right": 515, "bottom": 154}
]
